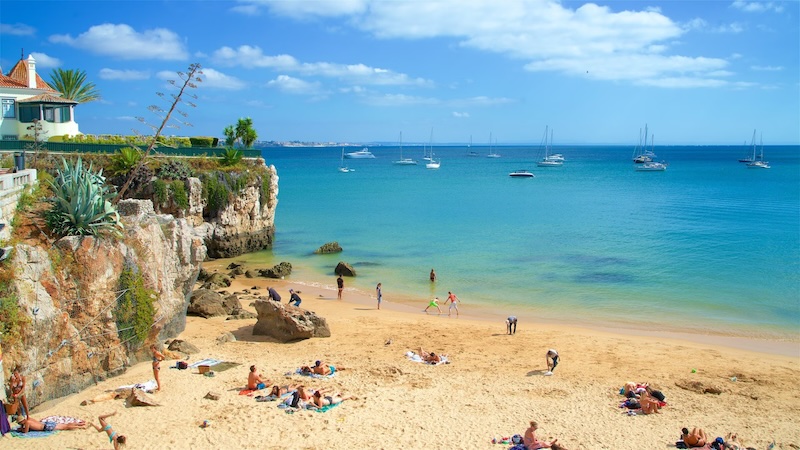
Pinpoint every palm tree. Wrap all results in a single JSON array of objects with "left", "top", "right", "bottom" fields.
[
  {"left": 235, "top": 117, "right": 257, "bottom": 148},
  {"left": 49, "top": 68, "right": 101, "bottom": 103}
]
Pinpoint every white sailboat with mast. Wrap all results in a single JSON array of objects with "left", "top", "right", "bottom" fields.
[
  {"left": 338, "top": 148, "right": 354, "bottom": 172},
  {"left": 486, "top": 132, "right": 501, "bottom": 158},
  {"left": 746, "top": 132, "right": 770, "bottom": 169},
  {"left": 392, "top": 131, "right": 417, "bottom": 165},
  {"left": 537, "top": 126, "right": 563, "bottom": 167}
]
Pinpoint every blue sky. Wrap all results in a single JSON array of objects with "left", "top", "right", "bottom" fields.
[{"left": 1, "top": 0, "right": 798, "bottom": 144}]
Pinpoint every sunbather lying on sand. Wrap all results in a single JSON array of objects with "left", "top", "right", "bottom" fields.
[
  {"left": 418, "top": 347, "right": 442, "bottom": 363},
  {"left": 682, "top": 427, "right": 708, "bottom": 447},
  {"left": 269, "top": 384, "right": 299, "bottom": 397},
  {"left": 311, "top": 390, "right": 355, "bottom": 408},
  {"left": 18, "top": 416, "right": 87, "bottom": 432}
]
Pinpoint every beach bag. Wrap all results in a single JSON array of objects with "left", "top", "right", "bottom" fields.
[
  {"left": 625, "top": 399, "right": 640, "bottom": 409},
  {"left": 3, "top": 399, "right": 18, "bottom": 415},
  {"left": 650, "top": 389, "right": 665, "bottom": 402},
  {"left": 177, "top": 361, "right": 188, "bottom": 370}
]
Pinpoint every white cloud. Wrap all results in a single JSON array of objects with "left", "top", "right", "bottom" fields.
[
  {"left": 751, "top": 65, "right": 783, "bottom": 71},
  {"left": 116, "top": 116, "right": 137, "bottom": 121},
  {"left": 156, "top": 68, "right": 246, "bottom": 90},
  {"left": 0, "top": 23, "right": 35, "bottom": 36},
  {"left": 99, "top": 68, "right": 150, "bottom": 81},
  {"left": 212, "top": 45, "right": 432, "bottom": 86},
  {"left": 362, "top": 93, "right": 440, "bottom": 106},
  {"left": 452, "top": 111, "right": 470, "bottom": 118},
  {"left": 731, "top": 1, "right": 784, "bottom": 13},
  {"left": 236, "top": 0, "right": 367, "bottom": 18},
  {"left": 231, "top": 4, "right": 260, "bottom": 15},
  {"left": 30, "top": 52, "right": 61, "bottom": 68},
  {"left": 49, "top": 23, "right": 188, "bottom": 60},
  {"left": 266, "top": 75, "right": 322, "bottom": 95}
]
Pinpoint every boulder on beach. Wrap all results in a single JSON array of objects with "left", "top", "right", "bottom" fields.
[
  {"left": 252, "top": 299, "right": 331, "bottom": 342},
  {"left": 201, "top": 272, "right": 231, "bottom": 289},
  {"left": 335, "top": 261, "right": 356, "bottom": 277},
  {"left": 259, "top": 261, "right": 292, "bottom": 279},
  {"left": 315, "top": 241, "right": 343, "bottom": 254},
  {"left": 187, "top": 289, "right": 227, "bottom": 318}
]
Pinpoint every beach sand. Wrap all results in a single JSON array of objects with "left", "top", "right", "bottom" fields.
[{"left": 6, "top": 269, "right": 799, "bottom": 450}]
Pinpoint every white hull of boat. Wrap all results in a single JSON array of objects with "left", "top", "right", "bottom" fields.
[
  {"left": 635, "top": 162, "right": 667, "bottom": 171},
  {"left": 393, "top": 159, "right": 418, "bottom": 165},
  {"left": 426, "top": 160, "right": 441, "bottom": 169},
  {"left": 746, "top": 161, "right": 770, "bottom": 169},
  {"left": 345, "top": 148, "right": 375, "bottom": 159},
  {"left": 537, "top": 160, "right": 563, "bottom": 167},
  {"left": 509, "top": 170, "right": 534, "bottom": 178}
]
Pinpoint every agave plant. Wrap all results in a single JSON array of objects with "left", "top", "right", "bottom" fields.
[
  {"left": 44, "top": 157, "right": 123, "bottom": 237},
  {"left": 219, "top": 147, "right": 243, "bottom": 167}
]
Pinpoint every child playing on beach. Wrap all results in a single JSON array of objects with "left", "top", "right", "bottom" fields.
[
  {"left": 424, "top": 297, "right": 442, "bottom": 314},
  {"left": 90, "top": 411, "right": 126, "bottom": 450},
  {"left": 545, "top": 349, "right": 559, "bottom": 375},
  {"left": 376, "top": 283, "right": 382, "bottom": 309}
]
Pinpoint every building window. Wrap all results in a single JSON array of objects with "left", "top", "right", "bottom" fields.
[
  {"left": 44, "top": 107, "right": 55, "bottom": 122},
  {"left": 1, "top": 99, "right": 14, "bottom": 118},
  {"left": 18, "top": 105, "right": 39, "bottom": 123},
  {"left": 60, "top": 106, "right": 71, "bottom": 122}
]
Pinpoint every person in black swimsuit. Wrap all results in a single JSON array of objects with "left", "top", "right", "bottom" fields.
[
  {"left": 150, "top": 344, "right": 165, "bottom": 392},
  {"left": 337, "top": 275, "right": 344, "bottom": 300}
]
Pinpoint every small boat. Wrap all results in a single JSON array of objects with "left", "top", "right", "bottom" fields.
[
  {"left": 422, "top": 128, "right": 434, "bottom": 161},
  {"left": 426, "top": 153, "right": 441, "bottom": 169},
  {"left": 537, "top": 126, "right": 563, "bottom": 167},
  {"left": 345, "top": 148, "right": 375, "bottom": 159},
  {"left": 393, "top": 132, "right": 417, "bottom": 165},
  {"left": 338, "top": 148, "right": 354, "bottom": 172},
  {"left": 746, "top": 133, "right": 770, "bottom": 169},
  {"left": 635, "top": 161, "right": 667, "bottom": 171},
  {"left": 466, "top": 135, "right": 479, "bottom": 156},
  {"left": 486, "top": 132, "right": 501, "bottom": 158},
  {"left": 632, "top": 124, "right": 657, "bottom": 163},
  {"left": 509, "top": 170, "right": 535, "bottom": 178},
  {"left": 544, "top": 153, "right": 565, "bottom": 162}
]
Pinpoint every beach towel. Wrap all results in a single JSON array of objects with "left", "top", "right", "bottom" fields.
[
  {"left": 188, "top": 358, "right": 223, "bottom": 369},
  {"left": 239, "top": 389, "right": 257, "bottom": 396},
  {"left": 405, "top": 351, "right": 449, "bottom": 365},
  {"left": 115, "top": 380, "right": 158, "bottom": 393},
  {"left": 38, "top": 416, "right": 83, "bottom": 425},
  {"left": 292, "top": 367, "right": 336, "bottom": 378},
  {"left": 10, "top": 429, "right": 56, "bottom": 438}
]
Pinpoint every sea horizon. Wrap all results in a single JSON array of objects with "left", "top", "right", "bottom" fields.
[{"left": 229, "top": 144, "right": 799, "bottom": 345}]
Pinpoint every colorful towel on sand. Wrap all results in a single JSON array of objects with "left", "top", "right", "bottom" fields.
[
  {"left": 239, "top": 389, "right": 257, "bottom": 396},
  {"left": 10, "top": 430, "right": 56, "bottom": 438},
  {"left": 38, "top": 416, "right": 83, "bottom": 425},
  {"left": 210, "top": 361, "right": 240, "bottom": 373},
  {"left": 292, "top": 367, "right": 336, "bottom": 378},
  {"left": 405, "top": 351, "right": 449, "bottom": 365},
  {"left": 115, "top": 380, "right": 158, "bottom": 392}
]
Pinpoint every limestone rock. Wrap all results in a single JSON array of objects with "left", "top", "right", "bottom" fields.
[
  {"left": 222, "top": 294, "right": 242, "bottom": 314},
  {"left": 244, "top": 270, "right": 257, "bottom": 278},
  {"left": 252, "top": 299, "right": 331, "bottom": 342},
  {"left": 315, "top": 241, "right": 343, "bottom": 254},
  {"left": 188, "top": 289, "right": 227, "bottom": 318},
  {"left": 335, "top": 261, "right": 356, "bottom": 277},
  {"left": 259, "top": 261, "right": 292, "bottom": 279},
  {"left": 204, "top": 391, "right": 221, "bottom": 401},
  {"left": 127, "top": 388, "right": 160, "bottom": 407},
  {"left": 216, "top": 332, "right": 236, "bottom": 344},
  {"left": 201, "top": 272, "right": 231, "bottom": 289},
  {"left": 168, "top": 340, "right": 200, "bottom": 355},
  {"left": 227, "top": 310, "right": 257, "bottom": 320}
]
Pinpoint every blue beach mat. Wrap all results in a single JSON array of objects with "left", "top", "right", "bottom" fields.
[{"left": 10, "top": 430, "right": 56, "bottom": 438}]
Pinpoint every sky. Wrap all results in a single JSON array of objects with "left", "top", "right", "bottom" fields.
[{"left": 1, "top": 0, "right": 798, "bottom": 145}]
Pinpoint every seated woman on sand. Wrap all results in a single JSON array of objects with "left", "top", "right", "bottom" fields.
[
  {"left": 639, "top": 389, "right": 662, "bottom": 414},
  {"left": 681, "top": 428, "right": 708, "bottom": 448},
  {"left": 311, "top": 390, "right": 354, "bottom": 408},
  {"left": 18, "top": 416, "right": 87, "bottom": 432},
  {"left": 524, "top": 420, "right": 558, "bottom": 449}
]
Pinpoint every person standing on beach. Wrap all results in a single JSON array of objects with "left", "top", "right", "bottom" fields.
[
  {"left": 506, "top": 316, "right": 518, "bottom": 335},
  {"left": 375, "top": 283, "right": 382, "bottom": 309},
  {"left": 424, "top": 297, "right": 442, "bottom": 314},
  {"left": 445, "top": 291, "right": 460, "bottom": 317},
  {"left": 546, "top": 349, "right": 559, "bottom": 375},
  {"left": 150, "top": 344, "right": 165, "bottom": 392},
  {"left": 9, "top": 366, "right": 29, "bottom": 418},
  {"left": 430, "top": 268, "right": 437, "bottom": 282},
  {"left": 267, "top": 287, "right": 281, "bottom": 302},
  {"left": 288, "top": 289, "right": 302, "bottom": 307},
  {"left": 337, "top": 275, "right": 344, "bottom": 300}
]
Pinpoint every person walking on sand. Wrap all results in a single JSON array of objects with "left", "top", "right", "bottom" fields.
[
  {"left": 445, "top": 291, "right": 460, "bottom": 317},
  {"left": 90, "top": 411, "right": 127, "bottom": 450},
  {"left": 524, "top": 420, "right": 558, "bottom": 449},
  {"left": 150, "top": 344, "right": 165, "bottom": 392},
  {"left": 430, "top": 268, "right": 437, "bottom": 282},
  {"left": 288, "top": 289, "right": 302, "bottom": 307},
  {"left": 337, "top": 275, "right": 344, "bottom": 300},
  {"left": 545, "top": 349, "right": 559, "bottom": 375},
  {"left": 424, "top": 297, "right": 442, "bottom": 314},
  {"left": 375, "top": 283, "right": 382, "bottom": 309},
  {"left": 506, "top": 316, "right": 518, "bottom": 335}
]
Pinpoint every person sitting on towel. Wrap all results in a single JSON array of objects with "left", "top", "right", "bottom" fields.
[{"left": 247, "top": 365, "right": 269, "bottom": 390}]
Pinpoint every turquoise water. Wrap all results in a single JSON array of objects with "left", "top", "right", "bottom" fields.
[{"left": 241, "top": 144, "right": 799, "bottom": 340}]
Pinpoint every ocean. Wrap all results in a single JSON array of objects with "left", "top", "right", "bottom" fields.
[{"left": 231, "top": 144, "right": 799, "bottom": 342}]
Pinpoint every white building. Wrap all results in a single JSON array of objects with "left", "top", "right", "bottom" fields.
[{"left": 0, "top": 54, "right": 80, "bottom": 140}]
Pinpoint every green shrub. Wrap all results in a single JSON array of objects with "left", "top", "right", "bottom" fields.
[
  {"left": 170, "top": 180, "right": 189, "bottom": 210},
  {"left": 219, "top": 147, "right": 243, "bottom": 167},
  {"left": 153, "top": 179, "right": 168, "bottom": 205},
  {"left": 43, "top": 157, "right": 123, "bottom": 237},
  {"left": 108, "top": 147, "right": 143, "bottom": 176},
  {"left": 201, "top": 173, "right": 230, "bottom": 216},
  {"left": 190, "top": 137, "right": 214, "bottom": 147},
  {"left": 115, "top": 266, "right": 156, "bottom": 349},
  {"left": 0, "top": 292, "right": 28, "bottom": 346},
  {"left": 156, "top": 160, "right": 193, "bottom": 180}
]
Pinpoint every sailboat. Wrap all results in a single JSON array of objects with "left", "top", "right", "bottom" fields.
[
  {"left": 393, "top": 132, "right": 417, "bottom": 165},
  {"left": 466, "top": 135, "right": 479, "bottom": 157},
  {"left": 422, "top": 128, "right": 434, "bottom": 161},
  {"left": 486, "top": 132, "right": 501, "bottom": 158},
  {"left": 746, "top": 132, "right": 770, "bottom": 169},
  {"left": 426, "top": 152, "right": 441, "bottom": 169},
  {"left": 632, "top": 124, "right": 657, "bottom": 163},
  {"left": 635, "top": 132, "right": 667, "bottom": 171},
  {"left": 537, "top": 126, "right": 563, "bottom": 167},
  {"left": 338, "top": 148, "right": 354, "bottom": 172}
]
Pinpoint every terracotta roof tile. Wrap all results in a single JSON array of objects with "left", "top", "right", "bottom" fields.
[
  {"left": 5, "top": 59, "right": 56, "bottom": 91},
  {"left": 17, "top": 93, "right": 77, "bottom": 104}
]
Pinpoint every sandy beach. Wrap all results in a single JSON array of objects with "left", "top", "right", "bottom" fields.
[{"left": 5, "top": 266, "right": 799, "bottom": 450}]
